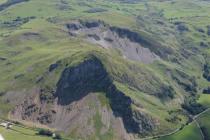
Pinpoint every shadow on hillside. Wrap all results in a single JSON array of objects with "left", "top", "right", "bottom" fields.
[{"left": 54, "top": 57, "right": 140, "bottom": 133}]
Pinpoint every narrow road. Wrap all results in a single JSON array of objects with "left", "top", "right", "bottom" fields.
[
  {"left": 140, "top": 128, "right": 181, "bottom": 140},
  {"left": 194, "top": 108, "right": 210, "bottom": 120},
  {"left": 195, "top": 120, "right": 205, "bottom": 140},
  {"left": 139, "top": 108, "right": 210, "bottom": 140},
  {"left": 0, "top": 109, "right": 209, "bottom": 140},
  {"left": 0, "top": 134, "right": 4, "bottom": 140}
]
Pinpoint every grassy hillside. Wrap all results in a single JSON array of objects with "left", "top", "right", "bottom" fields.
[
  {"left": 0, "top": 125, "right": 65, "bottom": 140},
  {"left": 0, "top": 0, "right": 210, "bottom": 139},
  {"left": 158, "top": 122, "right": 203, "bottom": 140},
  {"left": 198, "top": 94, "right": 210, "bottom": 108},
  {"left": 197, "top": 110, "right": 210, "bottom": 139}
]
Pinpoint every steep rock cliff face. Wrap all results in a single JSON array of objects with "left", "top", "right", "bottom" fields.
[
  {"left": 66, "top": 20, "right": 161, "bottom": 63},
  {"left": 11, "top": 57, "right": 156, "bottom": 139},
  {"left": 55, "top": 58, "right": 111, "bottom": 105}
]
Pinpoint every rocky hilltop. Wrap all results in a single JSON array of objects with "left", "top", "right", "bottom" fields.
[{"left": 0, "top": 0, "right": 210, "bottom": 139}]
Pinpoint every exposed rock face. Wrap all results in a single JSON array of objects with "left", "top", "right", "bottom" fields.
[
  {"left": 11, "top": 95, "right": 56, "bottom": 125},
  {"left": 66, "top": 20, "right": 161, "bottom": 64},
  {"left": 55, "top": 57, "right": 111, "bottom": 105},
  {"left": 11, "top": 57, "right": 156, "bottom": 139},
  {"left": 133, "top": 111, "right": 156, "bottom": 134},
  {"left": 54, "top": 57, "right": 156, "bottom": 134}
]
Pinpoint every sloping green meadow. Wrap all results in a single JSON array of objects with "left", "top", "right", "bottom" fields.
[
  {"left": 0, "top": 125, "right": 57, "bottom": 140},
  {"left": 198, "top": 94, "right": 210, "bottom": 108},
  {"left": 0, "top": 0, "right": 210, "bottom": 139},
  {"left": 158, "top": 122, "right": 202, "bottom": 140}
]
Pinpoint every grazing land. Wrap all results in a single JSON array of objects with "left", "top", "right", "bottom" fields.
[{"left": 0, "top": 0, "right": 210, "bottom": 140}]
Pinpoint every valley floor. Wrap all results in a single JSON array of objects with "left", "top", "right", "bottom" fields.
[
  {"left": 0, "top": 108, "right": 210, "bottom": 140},
  {"left": 0, "top": 125, "right": 56, "bottom": 140}
]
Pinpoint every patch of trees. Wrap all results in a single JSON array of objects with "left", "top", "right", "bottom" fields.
[
  {"left": 207, "top": 25, "right": 210, "bottom": 36},
  {"left": 14, "top": 73, "right": 24, "bottom": 79},
  {"left": 157, "top": 85, "right": 175, "bottom": 99},
  {"left": 0, "top": 91, "right": 6, "bottom": 96},
  {"left": 200, "top": 42, "right": 209, "bottom": 48},
  {"left": 203, "top": 87, "right": 210, "bottom": 94},
  {"left": 37, "top": 129, "right": 53, "bottom": 136},
  {"left": 165, "top": 114, "right": 181, "bottom": 123},
  {"left": 201, "top": 127, "right": 210, "bottom": 140},
  {"left": 113, "top": 0, "right": 140, "bottom": 4},
  {"left": 166, "top": 110, "right": 182, "bottom": 123},
  {"left": 0, "top": 57, "right": 7, "bottom": 61},
  {"left": 172, "top": 70, "right": 197, "bottom": 94},
  {"left": 182, "top": 97, "right": 206, "bottom": 115},
  {"left": 53, "top": 134, "right": 62, "bottom": 139},
  {"left": 2, "top": 16, "right": 35, "bottom": 28},
  {"left": 57, "top": 0, "right": 73, "bottom": 11},
  {"left": 177, "top": 24, "right": 189, "bottom": 32},
  {"left": 85, "top": 8, "right": 108, "bottom": 13},
  {"left": 174, "top": 22, "right": 189, "bottom": 32},
  {"left": 196, "top": 28, "right": 205, "bottom": 33},
  {"left": 203, "top": 64, "right": 210, "bottom": 81},
  {"left": 37, "top": 129, "right": 61, "bottom": 139}
]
